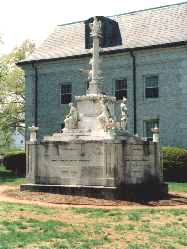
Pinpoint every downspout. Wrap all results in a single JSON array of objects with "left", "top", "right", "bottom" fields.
[
  {"left": 130, "top": 51, "right": 137, "bottom": 135},
  {"left": 32, "top": 63, "right": 38, "bottom": 127}
]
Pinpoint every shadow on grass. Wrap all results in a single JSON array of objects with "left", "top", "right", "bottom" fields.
[{"left": 124, "top": 192, "right": 187, "bottom": 207}]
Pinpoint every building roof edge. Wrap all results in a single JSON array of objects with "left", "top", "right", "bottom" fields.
[{"left": 16, "top": 41, "right": 187, "bottom": 67}]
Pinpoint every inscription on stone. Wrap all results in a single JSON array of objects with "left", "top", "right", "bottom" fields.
[{"left": 81, "top": 166, "right": 104, "bottom": 178}]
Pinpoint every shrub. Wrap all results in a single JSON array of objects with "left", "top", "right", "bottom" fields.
[
  {"left": 0, "top": 145, "right": 24, "bottom": 155},
  {"left": 163, "top": 147, "right": 187, "bottom": 182},
  {"left": 2, "top": 151, "right": 26, "bottom": 174}
]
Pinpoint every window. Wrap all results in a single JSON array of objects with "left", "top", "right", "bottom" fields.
[
  {"left": 61, "top": 123, "right": 65, "bottom": 132},
  {"left": 115, "top": 79, "right": 127, "bottom": 100},
  {"left": 144, "top": 119, "right": 159, "bottom": 141},
  {"left": 61, "top": 84, "right": 71, "bottom": 104},
  {"left": 86, "top": 81, "right": 89, "bottom": 90},
  {"left": 145, "top": 76, "right": 159, "bottom": 99},
  {"left": 21, "top": 140, "right": 23, "bottom": 144}
]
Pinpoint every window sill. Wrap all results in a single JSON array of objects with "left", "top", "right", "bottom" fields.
[
  {"left": 60, "top": 103, "right": 69, "bottom": 106},
  {"left": 115, "top": 99, "right": 123, "bottom": 103},
  {"left": 144, "top": 98, "right": 159, "bottom": 102}
]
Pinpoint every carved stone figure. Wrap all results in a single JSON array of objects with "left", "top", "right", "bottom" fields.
[
  {"left": 121, "top": 97, "right": 128, "bottom": 130},
  {"left": 107, "top": 118, "right": 116, "bottom": 130},
  {"left": 97, "top": 98, "right": 114, "bottom": 129},
  {"left": 79, "top": 69, "right": 92, "bottom": 80},
  {"left": 97, "top": 98, "right": 110, "bottom": 128},
  {"left": 89, "top": 16, "right": 102, "bottom": 37},
  {"left": 64, "top": 103, "right": 77, "bottom": 129}
]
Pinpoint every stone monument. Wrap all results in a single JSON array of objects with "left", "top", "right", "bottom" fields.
[
  {"left": 121, "top": 97, "right": 128, "bottom": 130},
  {"left": 64, "top": 103, "right": 78, "bottom": 130},
  {"left": 21, "top": 17, "right": 168, "bottom": 199}
]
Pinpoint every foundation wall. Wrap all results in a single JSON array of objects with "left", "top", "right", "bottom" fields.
[{"left": 26, "top": 140, "right": 163, "bottom": 187}]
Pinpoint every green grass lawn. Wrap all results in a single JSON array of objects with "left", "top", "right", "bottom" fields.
[
  {"left": 166, "top": 182, "right": 187, "bottom": 194},
  {"left": 0, "top": 202, "right": 186, "bottom": 248},
  {"left": 0, "top": 166, "right": 187, "bottom": 248},
  {"left": 0, "top": 166, "right": 26, "bottom": 186}
]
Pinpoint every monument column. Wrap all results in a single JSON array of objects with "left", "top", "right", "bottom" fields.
[{"left": 88, "top": 16, "right": 103, "bottom": 95}]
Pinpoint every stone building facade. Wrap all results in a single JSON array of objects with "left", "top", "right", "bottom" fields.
[{"left": 18, "top": 2, "right": 187, "bottom": 148}]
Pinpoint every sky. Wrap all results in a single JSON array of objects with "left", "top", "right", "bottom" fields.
[{"left": 0, "top": 0, "right": 186, "bottom": 56}]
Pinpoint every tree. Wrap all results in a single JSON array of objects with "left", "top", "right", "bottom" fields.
[
  {"left": 0, "top": 32, "right": 3, "bottom": 45},
  {"left": 0, "top": 129, "right": 14, "bottom": 154},
  {"left": 0, "top": 39, "right": 36, "bottom": 132}
]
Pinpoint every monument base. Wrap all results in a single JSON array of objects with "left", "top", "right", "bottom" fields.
[
  {"left": 25, "top": 140, "right": 164, "bottom": 186},
  {"left": 20, "top": 183, "right": 168, "bottom": 200},
  {"left": 23, "top": 139, "right": 167, "bottom": 199},
  {"left": 43, "top": 130, "right": 140, "bottom": 141}
]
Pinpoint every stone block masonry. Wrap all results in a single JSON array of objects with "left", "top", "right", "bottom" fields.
[
  {"left": 23, "top": 46, "right": 187, "bottom": 149},
  {"left": 25, "top": 140, "right": 163, "bottom": 187}
]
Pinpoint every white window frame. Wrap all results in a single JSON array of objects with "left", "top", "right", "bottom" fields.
[
  {"left": 144, "top": 119, "right": 159, "bottom": 141},
  {"left": 144, "top": 75, "right": 159, "bottom": 100},
  {"left": 114, "top": 78, "right": 127, "bottom": 101},
  {"left": 60, "top": 83, "right": 71, "bottom": 105}
]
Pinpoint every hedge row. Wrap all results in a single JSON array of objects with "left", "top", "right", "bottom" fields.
[
  {"left": 2, "top": 151, "right": 26, "bottom": 174},
  {"left": 163, "top": 147, "right": 187, "bottom": 182},
  {"left": 1, "top": 147, "right": 187, "bottom": 181}
]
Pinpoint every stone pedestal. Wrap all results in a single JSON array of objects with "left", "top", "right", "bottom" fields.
[
  {"left": 151, "top": 125, "right": 160, "bottom": 142},
  {"left": 25, "top": 140, "right": 164, "bottom": 186},
  {"left": 75, "top": 94, "right": 115, "bottom": 132},
  {"left": 153, "top": 133, "right": 159, "bottom": 142},
  {"left": 28, "top": 125, "right": 39, "bottom": 141},
  {"left": 20, "top": 183, "right": 168, "bottom": 199},
  {"left": 22, "top": 139, "right": 167, "bottom": 199}
]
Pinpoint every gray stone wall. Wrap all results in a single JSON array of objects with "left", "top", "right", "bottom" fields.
[{"left": 23, "top": 46, "right": 187, "bottom": 148}]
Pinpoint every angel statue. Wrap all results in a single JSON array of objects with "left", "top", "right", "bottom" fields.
[
  {"left": 89, "top": 16, "right": 102, "bottom": 37},
  {"left": 97, "top": 97, "right": 115, "bottom": 129}
]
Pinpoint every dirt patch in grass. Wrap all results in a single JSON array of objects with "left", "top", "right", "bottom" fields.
[{"left": 2, "top": 187, "right": 187, "bottom": 207}]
